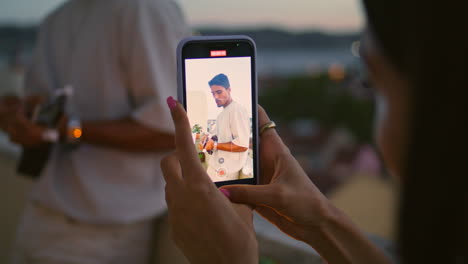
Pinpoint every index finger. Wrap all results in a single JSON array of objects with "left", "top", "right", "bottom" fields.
[{"left": 166, "top": 96, "right": 207, "bottom": 180}]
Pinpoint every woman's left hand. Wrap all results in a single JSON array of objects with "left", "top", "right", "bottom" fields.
[{"left": 161, "top": 96, "right": 258, "bottom": 264}]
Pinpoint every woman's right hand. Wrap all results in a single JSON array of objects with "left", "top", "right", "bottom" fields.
[
  {"left": 221, "top": 106, "right": 334, "bottom": 244},
  {"left": 222, "top": 106, "right": 392, "bottom": 264}
]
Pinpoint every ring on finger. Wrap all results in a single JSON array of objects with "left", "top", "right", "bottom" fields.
[{"left": 260, "top": 121, "right": 276, "bottom": 136}]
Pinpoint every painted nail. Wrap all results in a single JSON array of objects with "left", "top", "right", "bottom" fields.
[
  {"left": 167, "top": 96, "right": 177, "bottom": 110},
  {"left": 219, "top": 188, "right": 231, "bottom": 198}
]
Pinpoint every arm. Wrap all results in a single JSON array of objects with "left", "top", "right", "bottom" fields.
[
  {"left": 216, "top": 142, "right": 247, "bottom": 152},
  {"left": 77, "top": 118, "right": 174, "bottom": 152},
  {"left": 6, "top": 114, "right": 174, "bottom": 153},
  {"left": 304, "top": 204, "right": 392, "bottom": 264},
  {"left": 205, "top": 140, "right": 247, "bottom": 152}
]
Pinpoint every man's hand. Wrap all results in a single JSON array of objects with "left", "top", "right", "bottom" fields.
[
  {"left": 205, "top": 139, "right": 215, "bottom": 151},
  {"left": 23, "top": 95, "right": 46, "bottom": 116},
  {"left": 197, "top": 143, "right": 203, "bottom": 151},
  {"left": 200, "top": 134, "right": 209, "bottom": 143},
  {"left": 5, "top": 113, "right": 47, "bottom": 147},
  {"left": 0, "top": 96, "right": 22, "bottom": 131}
]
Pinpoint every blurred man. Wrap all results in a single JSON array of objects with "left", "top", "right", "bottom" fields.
[
  {"left": 3, "top": 0, "right": 191, "bottom": 263},
  {"left": 204, "top": 74, "right": 250, "bottom": 182}
]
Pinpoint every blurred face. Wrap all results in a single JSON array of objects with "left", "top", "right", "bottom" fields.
[
  {"left": 210, "top": 85, "right": 232, "bottom": 107},
  {"left": 361, "top": 30, "right": 411, "bottom": 179}
]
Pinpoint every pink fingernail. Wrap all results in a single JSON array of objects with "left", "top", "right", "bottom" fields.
[
  {"left": 220, "top": 188, "right": 231, "bottom": 198},
  {"left": 166, "top": 96, "right": 177, "bottom": 110}
]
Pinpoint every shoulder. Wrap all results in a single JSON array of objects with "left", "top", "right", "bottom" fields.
[
  {"left": 117, "top": 0, "right": 184, "bottom": 18},
  {"left": 232, "top": 101, "right": 247, "bottom": 111},
  {"left": 116, "top": 0, "right": 188, "bottom": 31},
  {"left": 38, "top": 0, "right": 73, "bottom": 30},
  {"left": 229, "top": 101, "right": 249, "bottom": 116}
]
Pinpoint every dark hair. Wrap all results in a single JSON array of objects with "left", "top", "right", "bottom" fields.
[
  {"left": 362, "top": 1, "right": 468, "bottom": 263},
  {"left": 208, "top": 73, "right": 230, "bottom": 89}
]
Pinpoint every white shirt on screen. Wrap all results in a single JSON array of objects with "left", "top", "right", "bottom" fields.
[{"left": 207, "top": 100, "right": 250, "bottom": 182}]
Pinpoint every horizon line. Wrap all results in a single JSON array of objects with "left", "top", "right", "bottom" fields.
[{"left": 0, "top": 21, "right": 363, "bottom": 34}]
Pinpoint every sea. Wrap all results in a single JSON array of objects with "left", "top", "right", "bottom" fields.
[
  {"left": 1, "top": 47, "right": 360, "bottom": 76},
  {"left": 258, "top": 47, "right": 360, "bottom": 75}
]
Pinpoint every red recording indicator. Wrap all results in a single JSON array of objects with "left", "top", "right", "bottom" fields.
[{"left": 210, "top": 50, "right": 227, "bottom": 57}]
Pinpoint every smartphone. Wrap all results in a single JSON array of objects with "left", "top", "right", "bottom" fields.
[{"left": 177, "top": 36, "right": 258, "bottom": 187}]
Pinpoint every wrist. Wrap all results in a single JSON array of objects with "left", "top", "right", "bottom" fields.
[
  {"left": 219, "top": 237, "right": 258, "bottom": 264},
  {"left": 303, "top": 201, "right": 342, "bottom": 246},
  {"left": 59, "top": 117, "right": 82, "bottom": 145},
  {"left": 303, "top": 202, "right": 360, "bottom": 263},
  {"left": 67, "top": 118, "right": 82, "bottom": 143},
  {"left": 304, "top": 201, "right": 392, "bottom": 264}
]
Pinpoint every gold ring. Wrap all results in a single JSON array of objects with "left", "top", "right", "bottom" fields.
[{"left": 260, "top": 121, "right": 276, "bottom": 136}]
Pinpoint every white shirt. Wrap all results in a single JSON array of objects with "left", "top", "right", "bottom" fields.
[
  {"left": 24, "top": 0, "right": 191, "bottom": 224},
  {"left": 209, "top": 100, "right": 250, "bottom": 178}
]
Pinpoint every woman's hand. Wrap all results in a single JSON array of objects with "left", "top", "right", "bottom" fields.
[
  {"left": 161, "top": 97, "right": 258, "bottom": 264},
  {"left": 221, "top": 106, "right": 392, "bottom": 264},
  {"left": 221, "top": 106, "right": 333, "bottom": 243}
]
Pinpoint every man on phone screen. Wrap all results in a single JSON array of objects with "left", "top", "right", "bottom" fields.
[{"left": 204, "top": 74, "right": 250, "bottom": 182}]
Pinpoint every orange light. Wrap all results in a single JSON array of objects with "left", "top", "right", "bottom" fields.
[
  {"left": 72, "top": 128, "right": 82, "bottom": 139},
  {"left": 328, "top": 63, "right": 346, "bottom": 82}
]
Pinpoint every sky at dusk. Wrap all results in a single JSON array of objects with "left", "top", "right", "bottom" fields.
[{"left": 0, "top": 0, "right": 364, "bottom": 32}]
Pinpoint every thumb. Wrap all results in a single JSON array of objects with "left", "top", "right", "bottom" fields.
[{"left": 221, "top": 184, "right": 282, "bottom": 209}]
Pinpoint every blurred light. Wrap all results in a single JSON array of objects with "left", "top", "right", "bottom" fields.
[
  {"left": 72, "top": 128, "right": 82, "bottom": 139},
  {"left": 328, "top": 63, "right": 345, "bottom": 81},
  {"left": 291, "top": 119, "right": 320, "bottom": 138},
  {"left": 351, "top": 41, "right": 361, "bottom": 57}
]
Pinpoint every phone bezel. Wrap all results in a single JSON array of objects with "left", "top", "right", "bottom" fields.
[{"left": 177, "top": 36, "right": 259, "bottom": 187}]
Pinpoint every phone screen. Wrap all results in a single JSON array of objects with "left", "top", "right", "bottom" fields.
[{"left": 179, "top": 37, "right": 258, "bottom": 187}]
